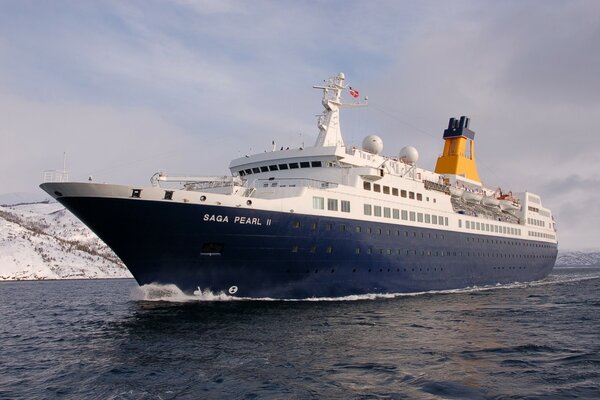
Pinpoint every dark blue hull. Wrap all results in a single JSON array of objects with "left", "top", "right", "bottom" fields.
[{"left": 57, "top": 196, "right": 557, "bottom": 299}]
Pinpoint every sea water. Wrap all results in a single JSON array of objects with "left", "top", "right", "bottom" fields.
[{"left": 0, "top": 267, "right": 599, "bottom": 399}]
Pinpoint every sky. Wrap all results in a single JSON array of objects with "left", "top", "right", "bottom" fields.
[{"left": 1, "top": 0, "right": 598, "bottom": 250}]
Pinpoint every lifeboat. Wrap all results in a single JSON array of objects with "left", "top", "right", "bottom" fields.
[
  {"left": 462, "top": 189, "right": 483, "bottom": 203},
  {"left": 449, "top": 186, "right": 465, "bottom": 198},
  {"left": 497, "top": 192, "right": 521, "bottom": 211},
  {"left": 481, "top": 195, "right": 500, "bottom": 207}
]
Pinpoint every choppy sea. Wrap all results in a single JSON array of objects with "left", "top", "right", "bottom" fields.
[{"left": 1, "top": 266, "right": 599, "bottom": 399}]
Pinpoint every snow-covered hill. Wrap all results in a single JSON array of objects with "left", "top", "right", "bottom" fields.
[
  {"left": 0, "top": 201, "right": 131, "bottom": 280},
  {"left": 556, "top": 251, "right": 600, "bottom": 267}
]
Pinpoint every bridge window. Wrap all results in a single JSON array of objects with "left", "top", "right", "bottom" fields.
[
  {"left": 328, "top": 199, "right": 338, "bottom": 211},
  {"left": 312, "top": 196, "right": 324, "bottom": 210},
  {"left": 300, "top": 161, "right": 310, "bottom": 168},
  {"left": 278, "top": 164, "right": 288, "bottom": 170},
  {"left": 239, "top": 170, "right": 246, "bottom": 176},
  {"left": 252, "top": 167, "right": 260, "bottom": 173},
  {"left": 260, "top": 166, "right": 269, "bottom": 172},
  {"left": 363, "top": 181, "right": 371, "bottom": 190},
  {"left": 269, "top": 165, "right": 278, "bottom": 171},
  {"left": 244, "top": 169, "right": 252, "bottom": 175},
  {"left": 341, "top": 200, "right": 351, "bottom": 213},
  {"left": 289, "top": 163, "right": 299, "bottom": 169},
  {"left": 311, "top": 161, "right": 322, "bottom": 167}
]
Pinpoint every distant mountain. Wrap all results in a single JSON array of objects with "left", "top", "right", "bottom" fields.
[
  {"left": 556, "top": 251, "right": 600, "bottom": 267},
  {"left": 0, "top": 202, "right": 131, "bottom": 281},
  {"left": 0, "top": 192, "right": 51, "bottom": 206}
]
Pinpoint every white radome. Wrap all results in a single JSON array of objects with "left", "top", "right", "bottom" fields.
[
  {"left": 399, "top": 145, "right": 419, "bottom": 164},
  {"left": 362, "top": 135, "right": 384, "bottom": 155}
]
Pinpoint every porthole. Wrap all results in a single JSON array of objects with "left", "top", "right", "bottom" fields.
[
  {"left": 200, "top": 195, "right": 206, "bottom": 201},
  {"left": 246, "top": 200, "right": 252, "bottom": 205}
]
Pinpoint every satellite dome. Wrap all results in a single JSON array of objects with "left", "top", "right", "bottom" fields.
[
  {"left": 399, "top": 146, "right": 419, "bottom": 164},
  {"left": 362, "top": 135, "right": 384, "bottom": 155}
]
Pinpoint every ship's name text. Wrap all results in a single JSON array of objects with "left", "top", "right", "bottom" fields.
[{"left": 203, "top": 214, "right": 272, "bottom": 226}]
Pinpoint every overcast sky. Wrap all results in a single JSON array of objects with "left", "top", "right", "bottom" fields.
[{"left": 1, "top": 0, "right": 598, "bottom": 250}]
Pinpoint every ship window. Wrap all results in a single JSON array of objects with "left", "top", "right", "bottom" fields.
[
  {"left": 311, "top": 161, "right": 322, "bottom": 167},
  {"left": 300, "top": 161, "right": 310, "bottom": 168},
  {"left": 312, "top": 196, "right": 324, "bottom": 209},
  {"left": 327, "top": 199, "right": 338, "bottom": 211},
  {"left": 364, "top": 204, "right": 372, "bottom": 216},
  {"left": 445, "top": 217, "right": 449, "bottom": 226},
  {"left": 417, "top": 193, "right": 423, "bottom": 201},
  {"left": 252, "top": 167, "right": 260, "bottom": 173},
  {"left": 310, "top": 245, "right": 316, "bottom": 253},
  {"left": 289, "top": 163, "right": 299, "bottom": 169},
  {"left": 363, "top": 181, "right": 371, "bottom": 190},
  {"left": 374, "top": 206, "right": 382, "bottom": 217},
  {"left": 244, "top": 169, "right": 252, "bottom": 175},
  {"left": 384, "top": 207, "right": 391, "bottom": 218},
  {"left": 311, "top": 222, "right": 317, "bottom": 230},
  {"left": 383, "top": 186, "right": 390, "bottom": 194},
  {"left": 239, "top": 170, "right": 246, "bottom": 176},
  {"left": 260, "top": 166, "right": 269, "bottom": 172},
  {"left": 432, "top": 215, "right": 438, "bottom": 224},
  {"left": 409, "top": 211, "right": 416, "bottom": 221},
  {"left": 401, "top": 210, "right": 408, "bottom": 220},
  {"left": 409, "top": 191, "right": 415, "bottom": 199},
  {"left": 339, "top": 224, "right": 346, "bottom": 232},
  {"left": 131, "top": 189, "right": 142, "bottom": 198},
  {"left": 393, "top": 209, "right": 399, "bottom": 219},
  {"left": 466, "top": 221, "right": 470, "bottom": 229},
  {"left": 356, "top": 226, "right": 362, "bottom": 233},
  {"left": 367, "top": 247, "right": 372, "bottom": 254},
  {"left": 341, "top": 200, "right": 351, "bottom": 213},
  {"left": 355, "top": 247, "right": 360, "bottom": 254},
  {"left": 269, "top": 165, "right": 278, "bottom": 171},
  {"left": 417, "top": 213, "right": 423, "bottom": 222},
  {"left": 201, "top": 243, "right": 224, "bottom": 255},
  {"left": 262, "top": 183, "right": 269, "bottom": 187},
  {"left": 392, "top": 188, "right": 399, "bottom": 196},
  {"left": 291, "top": 245, "right": 299, "bottom": 253},
  {"left": 325, "top": 223, "right": 333, "bottom": 231},
  {"left": 459, "top": 219, "right": 462, "bottom": 228},
  {"left": 326, "top": 246, "right": 332, "bottom": 253},
  {"left": 425, "top": 214, "right": 431, "bottom": 223},
  {"left": 292, "top": 221, "right": 301, "bottom": 228},
  {"left": 278, "top": 164, "right": 288, "bottom": 170},
  {"left": 164, "top": 190, "right": 174, "bottom": 200},
  {"left": 399, "top": 190, "right": 406, "bottom": 198},
  {"left": 373, "top": 184, "right": 381, "bottom": 193}
]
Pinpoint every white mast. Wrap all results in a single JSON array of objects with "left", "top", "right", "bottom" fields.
[
  {"left": 313, "top": 73, "right": 346, "bottom": 148},
  {"left": 313, "top": 73, "right": 367, "bottom": 148}
]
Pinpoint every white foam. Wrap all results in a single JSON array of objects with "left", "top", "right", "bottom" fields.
[{"left": 131, "top": 271, "right": 600, "bottom": 303}]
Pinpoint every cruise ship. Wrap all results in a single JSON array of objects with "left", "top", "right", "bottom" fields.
[{"left": 40, "top": 73, "right": 558, "bottom": 299}]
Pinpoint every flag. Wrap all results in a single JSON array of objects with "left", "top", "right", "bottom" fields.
[{"left": 349, "top": 86, "right": 359, "bottom": 98}]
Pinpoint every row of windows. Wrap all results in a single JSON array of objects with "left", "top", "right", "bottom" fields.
[
  {"left": 463, "top": 220, "right": 521, "bottom": 236},
  {"left": 238, "top": 160, "right": 322, "bottom": 176},
  {"left": 289, "top": 244, "right": 554, "bottom": 260},
  {"left": 291, "top": 220, "right": 446, "bottom": 239},
  {"left": 363, "top": 204, "right": 449, "bottom": 226},
  {"left": 528, "top": 218, "right": 546, "bottom": 228},
  {"left": 529, "top": 231, "right": 556, "bottom": 240},
  {"left": 312, "top": 197, "right": 351, "bottom": 213},
  {"left": 363, "top": 181, "right": 434, "bottom": 203},
  {"left": 290, "top": 220, "right": 555, "bottom": 250}
]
